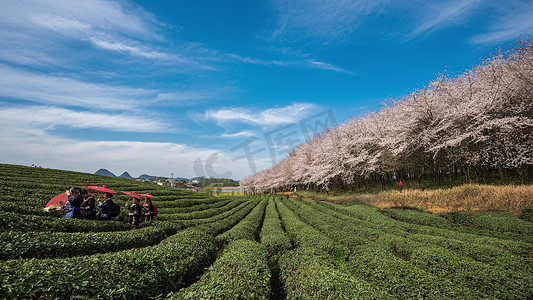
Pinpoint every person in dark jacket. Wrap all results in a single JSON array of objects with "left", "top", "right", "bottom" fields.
[
  {"left": 63, "top": 187, "right": 83, "bottom": 219},
  {"left": 143, "top": 198, "right": 155, "bottom": 221},
  {"left": 80, "top": 189, "right": 96, "bottom": 220},
  {"left": 97, "top": 192, "right": 115, "bottom": 220},
  {"left": 126, "top": 198, "right": 142, "bottom": 226}
]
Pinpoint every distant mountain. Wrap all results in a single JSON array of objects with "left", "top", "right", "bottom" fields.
[
  {"left": 174, "top": 177, "right": 188, "bottom": 181},
  {"left": 118, "top": 172, "right": 133, "bottom": 179},
  {"left": 95, "top": 169, "right": 116, "bottom": 177},
  {"left": 138, "top": 174, "right": 157, "bottom": 180}
]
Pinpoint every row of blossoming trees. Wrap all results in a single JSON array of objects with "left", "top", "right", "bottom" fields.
[{"left": 241, "top": 38, "right": 533, "bottom": 192}]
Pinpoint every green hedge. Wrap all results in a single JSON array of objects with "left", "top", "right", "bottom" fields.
[
  {"left": 319, "top": 200, "right": 533, "bottom": 256},
  {"left": 159, "top": 199, "right": 232, "bottom": 213},
  {"left": 288, "top": 198, "right": 532, "bottom": 298},
  {"left": 0, "top": 226, "right": 168, "bottom": 259},
  {"left": 193, "top": 199, "right": 261, "bottom": 236},
  {"left": 169, "top": 239, "right": 271, "bottom": 299},
  {"left": 260, "top": 198, "right": 292, "bottom": 256},
  {"left": 157, "top": 199, "right": 244, "bottom": 220},
  {"left": 279, "top": 247, "right": 392, "bottom": 300},
  {"left": 0, "top": 211, "right": 132, "bottom": 232},
  {"left": 216, "top": 196, "right": 268, "bottom": 244},
  {"left": 0, "top": 229, "right": 217, "bottom": 299},
  {"left": 447, "top": 211, "right": 533, "bottom": 235}
]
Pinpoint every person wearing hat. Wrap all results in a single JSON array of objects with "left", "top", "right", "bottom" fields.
[{"left": 63, "top": 187, "right": 83, "bottom": 219}]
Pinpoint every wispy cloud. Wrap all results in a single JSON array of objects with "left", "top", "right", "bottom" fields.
[
  {"left": 305, "top": 60, "right": 357, "bottom": 75},
  {"left": 205, "top": 103, "right": 318, "bottom": 127},
  {"left": 0, "top": 0, "right": 171, "bottom": 66},
  {"left": 407, "top": 0, "right": 482, "bottom": 40},
  {"left": 0, "top": 64, "right": 154, "bottom": 110},
  {"left": 220, "top": 130, "right": 257, "bottom": 138},
  {"left": 0, "top": 0, "right": 160, "bottom": 39},
  {"left": 470, "top": 2, "right": 533, "bottom": 44},
  {"left": 0, "top": 118, "right": 258, "bottom": 179},
  {"left": 227, "top": 54, "right": 355, "bottom": 74},
  {"left": 271, "top": 0, "right": 388, "bottom": 42},
  {"left": 0, "top": 105, "right": 166, "bottom": 132},
  {"left": 88, "top": 37, "right": 177, "bottom": 60}
]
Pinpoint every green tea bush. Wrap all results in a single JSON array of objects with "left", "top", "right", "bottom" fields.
[
  {"left": 289, "top": 198, "right": 532, "bottom": 298},
  {"left": 193, "top": 199, "right": 261, "bottom": 236},
  {"left": 0, "top": 229, "right": 217, "bottom": 299},
  {"left": 447, "top": 211, "right": 533, "bottom": 235},
  {"left": 169, "top": 239, "right": 271, "bottom": 299},
  {"left": 381, "top": 207, "right": 456, "bottom": 229},
  {"left": 160, "top": 199, "right": 232, "bottom": 213},
  {"left": 520, "top": 206, "right": 533, "bottom": 222},
  {"left": 0, "top": 226, "right": 167, "bottom": 259},
  {"left": 216, "top": 196, "right": 268, "bottom": 244},
  {"left": 260, "top": 198, "right": 292, "bottom": 256},
  {"left": 0, "top": 211, "right": 132, "bottom": 232},
  {"left": 279, "top": 247, "right": 392, "bottom": 300},
  {"left": 157, "top": 199, "right": 244, "bottom": 220}
]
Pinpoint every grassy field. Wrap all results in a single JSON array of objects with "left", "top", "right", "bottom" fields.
[
  {"left": 295, "top": 184, "right": 533, "bottom": 215},
  {"left": 0, "top": 163, "right": 531, "bottom": 299}
]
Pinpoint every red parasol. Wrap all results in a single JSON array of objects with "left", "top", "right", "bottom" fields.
[
  {"left": 121, "top": 191, "right": 141, "bottom": 199},
  {"left": 138, "top": 193, "right": 157, "bottom": 198},
  {"left": 88, "top": 185, "right": 117, "bottom": 193},
  {"left": 45, "top": 192, "right": 68, "bottom": 208}
]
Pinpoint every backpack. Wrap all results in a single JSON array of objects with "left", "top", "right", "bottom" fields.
[{"left": 110, "top": 202, "right": 120, "bottom": 218}]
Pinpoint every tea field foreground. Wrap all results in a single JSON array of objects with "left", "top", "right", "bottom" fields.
[{"left": 0, "top": 164, "right": 531, "bottom": 299}]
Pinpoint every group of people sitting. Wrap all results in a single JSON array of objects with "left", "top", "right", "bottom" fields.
[{"left": 62, "top": 187, "right": 156, "bottom": 226}]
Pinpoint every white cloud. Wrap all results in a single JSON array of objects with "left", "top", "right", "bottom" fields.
[
  {"left": 271, "top": 0, "right": 388, "bottom": 41},
  {"left": 470, "top": 3, "right": 533, "bottom": 44},
  {"left": 205, "top": 103, "right": 318, "bottom": 126},
  {"left": 0, "top": 0, "right": 170, "bottom": 66},
  {"left": 0, "top": 118, "right": 260, "bottom": 179},
  {"left": 0, "top": 0, "right": 158, "bottom": 39},
  {"left": 305, "top": 60, "right": 357, "bottom": 75},
  {"left": 88, "top": 38, "right": 175, "bottom": 60},
  {"left": 227, "top": 53, "right": 355, "bottom": 74},
  {"left": 0, "top": 64, "right": 155, "bottom": 110},
  {"left": 220, "top": 130, "right": 257, "bottom": 138},
  {"left": 407, "top": 0, "right": 482, "bottom": 40},
  {"left": 0, "top": 106, "right": 166, "bottom": 132}
]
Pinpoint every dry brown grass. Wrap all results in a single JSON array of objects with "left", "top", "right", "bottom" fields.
[{"left": 352, "top": 184, "right": 533, "bottom": 214}]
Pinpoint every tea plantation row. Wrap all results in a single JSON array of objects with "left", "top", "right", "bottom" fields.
[{"left": 0, "top": 163, "right": 531, "bottom": 299}]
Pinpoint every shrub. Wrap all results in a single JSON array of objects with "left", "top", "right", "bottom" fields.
[
  {"left": 0, "top": 226, "right": 168, "bottom": 259},
  {"left": 216, "top": 197, "right": 268, "bottom": 244},
  {"left": 0, "top": 229, "right": 217, "bottom": 299},
  {"left": 260, "top": 198, "right": 292, "bottom": 256},
  {"left": 170, "top": 239, "right": 271, "bottom": 299}
]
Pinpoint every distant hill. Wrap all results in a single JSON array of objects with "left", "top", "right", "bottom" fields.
[
  {"left": 95, "top": 169, "right": 116, "bottom": 177},
  {"left": 138, "top": 174, "right": 157, "bottom": 180},
  {"left": 118, "top": 172, "right": 133, "bottom": 179}
]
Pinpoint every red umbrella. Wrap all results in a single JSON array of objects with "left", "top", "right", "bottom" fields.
[
  {"left": 121, "top": 191, "right": 141, "bottom": 199},
  {"left": 45, "top": 192, "right": 68, "bottom": 208},
  {"left": 88, "top": 185, "right": 117, "bottom": 193},
  {"left": 138, "top": 193, "right": 157, "bottom": 198}
]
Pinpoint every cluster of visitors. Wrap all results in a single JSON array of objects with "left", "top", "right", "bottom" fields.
[
  {"left": 59, "top": 186, "right": 157, "bottom": 226},
  {"left": 124, "top": 196, "right": 156, "bottom": 226}
]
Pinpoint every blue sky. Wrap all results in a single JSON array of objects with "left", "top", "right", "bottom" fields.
[{"left": 0, "top": 0, "right": 531, "bottom": 179}]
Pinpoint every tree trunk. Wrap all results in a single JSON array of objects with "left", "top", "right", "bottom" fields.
[{"left": 497, "top": 163, "right": 506, "bottom": 185}]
